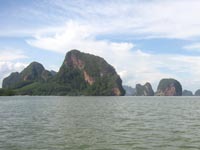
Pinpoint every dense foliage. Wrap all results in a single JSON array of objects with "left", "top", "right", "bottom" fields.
[
  {"left": 2, "top": 50, "right": 125, "bottom": 96},
  {"left": 0, "top": 88, "right": 15, "bottom": 96}
]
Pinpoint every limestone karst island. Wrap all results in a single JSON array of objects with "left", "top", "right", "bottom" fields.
[
  {"left": 0, "top": 50, "right": 199, "bottom": 96},
  {"left": 1, "top": 50, "right": 124, "bottom": 96}
]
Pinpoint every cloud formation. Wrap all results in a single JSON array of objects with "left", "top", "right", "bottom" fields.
[
  {"left": 3, "top": 0, "right": 200, "bottom": 40},
  {"left": 184, "top": 43, "right": 200, "bottom": 51},
  {"left": 2, "top": 0, "right": 200, "bottom": 92}
]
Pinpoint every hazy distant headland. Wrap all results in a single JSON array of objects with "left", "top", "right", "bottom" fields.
[
  {"left": 124, "top": 80, "right": 197, "bottom": 96},
  {"left": 124, "top": 79, "right": 183, "bottom": 96},
  {"left": 0, "top": 50, "right": 198, "bottom": 96}
]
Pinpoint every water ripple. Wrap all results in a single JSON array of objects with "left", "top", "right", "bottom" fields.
[{"left": 0, "top": 96, "right": 200, "bottom": 149}]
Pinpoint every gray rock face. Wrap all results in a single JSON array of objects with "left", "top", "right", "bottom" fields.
[
  {"left": 2, "top": 72, "right": 21, "bottom": 88},
  {"left": 135, "top": 82, "right": 154, "bottom": 96},
  {"left": 182, "top": 90, "right": 193, "bottom": 96},
  {"left": 58, "top": 50, "right": 125, "bottom": 96},
  {"left": 156, "top": 78, "right": 182, "bottom": 96},
  {"left": 50, "top": 70, "right": 57, "bottom": 76},
  {"left": 123, "top": 85, "right": 136, "bottom": 96},
  {"left": 195, "top": 89, "right": 200, "bottom": 96}
]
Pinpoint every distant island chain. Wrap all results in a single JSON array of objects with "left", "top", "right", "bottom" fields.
[{"left": 0, "top": 50, "right": 199, "bottom": 96}]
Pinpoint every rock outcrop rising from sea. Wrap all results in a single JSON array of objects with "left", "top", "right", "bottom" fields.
[
  {"left": 123, "top": 85, "right": 136, "bottom": 96},
  {"left": 2, "top": 50, "right": 125, "bottom": 96},
  {"left": 195, "top": 89, "right": 200, "bottom": 96},
  {"left": 3, "top": 62, "right": 53, "bottom": 89},
  {"left": 182, "top": 90, "right": 193, "bottom": 96},
  {"left": 56, "top": 50, "right": 125, "bottom": 96},
  {"left": 155, "top": 78, "right": 182, "bottom": 96},
  {"left": 135, "top": 82, "right": 154, "bottom": 96}
]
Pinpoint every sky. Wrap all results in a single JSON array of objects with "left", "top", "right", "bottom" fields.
[{"left": 1, "top": 0, "right": 200, "bottom": 92}]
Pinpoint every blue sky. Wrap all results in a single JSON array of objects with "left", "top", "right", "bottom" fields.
[{"left": 1, "top": 0, "right": 200, "bottom": 92}]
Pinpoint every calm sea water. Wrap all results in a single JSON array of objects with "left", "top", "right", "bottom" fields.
[{"left": 0, "top": 96, "right": 200, "bottom": 150}]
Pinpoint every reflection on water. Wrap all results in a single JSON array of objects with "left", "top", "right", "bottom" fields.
[{"left": 0, "top": 96, "right": 200, "bottom": 150}]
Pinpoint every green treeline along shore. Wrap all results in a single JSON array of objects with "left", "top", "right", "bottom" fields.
[{"left": 1, "top": 49, "right": 198, "bottom": 96}]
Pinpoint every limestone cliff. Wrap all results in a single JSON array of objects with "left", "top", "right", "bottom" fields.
[
  {"left": 123, "top": 85, "right": 136, "bottom": 96},
  {"left": 156, "top": 78, "right": 182, "bottom": 96},
  {"left": 182, "top": 90, "right": 193, "bottom": 96},
  {"left": 135, "top": 82, "right": 154, "bottom": 96},
  {"left": 3, "top": 62, "right": 52, "bottom": 89},
  {"left": 56, "top": 50, "right": 125, "bottom": 96},
  {"left": 195, "top": 89, "right": 200, "bottom": 96},
  {"left": 2, "top": 50, "right": 125, "bottom": 96}
]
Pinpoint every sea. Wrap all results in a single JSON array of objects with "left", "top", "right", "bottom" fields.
[{"left": 0, "top": 96, "right": 200, "bottom": 150}]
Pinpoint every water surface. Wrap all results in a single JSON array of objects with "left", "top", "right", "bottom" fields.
[{"left": 0, "top": 96, "right": 200, "bottom": 150}]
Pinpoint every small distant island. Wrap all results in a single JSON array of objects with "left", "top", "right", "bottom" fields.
[
  {"left": 124, "top": 79, "right": 197, "bottom": 96},
  {"left": 0, "top": 49, "right": 199, "bottom": 96}
]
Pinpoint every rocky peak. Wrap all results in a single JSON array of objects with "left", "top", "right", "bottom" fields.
[
  {"left": 64, "top": 50, "right": 85, "bottom": 69},
  {"left": 156, "top": 78, "right": 182, "bottom": 96},
  {"left": 135, "top": 82, "right": 154, "bottom": 96},
  {"left": 2, "top": 50, "right": 125, "bottom": 96},
  {"left": 3, "top": 61, "right": 52, "bottom": 89},
  {"left": 182, "top": 90, "right": 193, "bottom": 96},
  {"left": 62, "top": 50, "right": 94, "bottom": 84},
  {"left": 50, "top": 70, "right": 57, "bottom": 76},
  {"left": 195, "top": 89, "right": 200, "bottom": 96},
  {"left": 123, "top": 85, "right": 136, "bottom": 96},
  {"left": 57, "top": 50, "right": 125, "bottom": 96},
  {"left": 20, "top": 62, "right": 45, "bottom": 81},
  {"left": 2, "top": 72, "right": 21, "bottom": 88}
]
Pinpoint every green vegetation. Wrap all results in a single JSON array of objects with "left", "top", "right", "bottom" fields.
[
  {"left": 2, "top": 50, "right": 125, "bottom": 96},
  {"left": 0, "top": 88, "right": 15, "bottom": 96},
  {"left": 3, "top": 62, "right": 53, "bottom": 89},
  {"left": 85, "top": 76, "right": 118, "bottom": 96}
]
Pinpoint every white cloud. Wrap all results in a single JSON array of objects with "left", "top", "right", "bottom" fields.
[
  {"left": 183, "top": 43, "right": 200, "bottom": 51},
  {"left": 3, "top": 0, "right": 200, "bottom": 40},
  {"left": 27, "top": 21, "right": 135, "bottom": 56},
  {"left": 97, "top": 0, "right": 200, "bottom": 39},
  {"left": 116, "top": 50, "right": 200, "bottom": 92},
  {"left": 3, "top": 0, "right": 200, "bottom": 91},
  {"left": 0, "top": 49, "right": 28, "bottom": 61}
]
